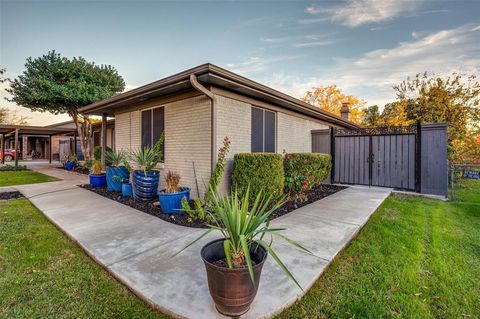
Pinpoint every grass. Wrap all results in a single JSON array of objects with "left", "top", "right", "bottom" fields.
[
  {"left": 278, "top": 178, "right": 480, "bottom": 319},
  {"left": 0, "top": 171, "right": 57, "bottom": 187},
  {"left": 0, "top": 198, "right": 168, "bottom": 318}
]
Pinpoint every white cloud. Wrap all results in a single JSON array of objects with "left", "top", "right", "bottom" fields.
[
  {"left": 259, "top": 24, "right": 480, "bottom": 107},
  {"left": 306, "top": 0, "right": 422, "bottom": 27},
  {"left": 225, "top": 55, "right": 300, "bottom": 75}
]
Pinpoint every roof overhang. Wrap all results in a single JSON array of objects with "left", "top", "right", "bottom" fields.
[
  {"left": 0, "top": 124, "right": 77, "bottom": 137},
  {"left": 80, "top": 63, "right": 360, "bottom": 129}
]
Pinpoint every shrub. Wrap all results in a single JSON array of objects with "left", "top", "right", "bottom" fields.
[
  {"left": 93, "top": 145, "right": 113, "bottom": 165},
  {"left": 232, "top": 153, "right": 284, "bottom": 200},
  {"left": 284, "top": 153, "right": 331, "bottom": 199},
  {"left": 0, "top": 165, "right": 28, "bottom": 171}
]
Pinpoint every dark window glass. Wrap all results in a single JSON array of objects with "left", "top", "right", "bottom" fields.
[
  {"left": 153, "top": 107, "right": 165, "bottom": 154},
  {"left": 264, "top": 110, "right": 276, "bottom": 152},
  {"left": 251, "top": 107, "right": 264, "bottom": 152},
  {"left": 93, "top": 131, "right": 100, "bottom": 147},
  {"left": 251, "top": 107, "right": 275, "bottom": 152},
  {"left": 141, "top": 110, "right": 152, "bottom": 148}
]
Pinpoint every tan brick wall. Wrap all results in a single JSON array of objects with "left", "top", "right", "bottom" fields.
[
  {"left": 115, "top": 111, "right": 141, "bottom": 152},
  {"left": 163, "top": 95, "right": 212, "bottom": 198},
  {"left": 214, "top": 94, "right": 252, "bottom": 194},
  {"left": 277, "top": 112, "right": 328, "bottom": 153}
]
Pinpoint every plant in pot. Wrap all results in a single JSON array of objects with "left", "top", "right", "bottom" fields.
[
  {"left": 105, "top": 149, "right": 128, "bottom": 192},
  {"left": 89, "top": 160, "right": 107, "bottom": 188},
  {"left": 62, "top": 154, "right": 77, "bottom": 170},
  {"left": 130, "top": 137, "right": 164, "bottom": 201},
  {"left": 119, "top": 160, "right": 133, "bottom": 197},
  {"left": 158, "top": 171, "right": 191, "bottom": 214},
  {"left": 176, "top": 187, "right": 310, "bottom": 317}
]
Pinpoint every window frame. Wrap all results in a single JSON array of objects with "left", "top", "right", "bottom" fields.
[
  {"left": 251, "top": 106, "right": 277, "bottom": 153},
  {"left": 140, "top": 106, "right": 165, "bottom": 156}
]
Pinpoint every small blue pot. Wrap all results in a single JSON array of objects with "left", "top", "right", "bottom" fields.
[
  {"left": 106, "top": 166, "right": 129, "bottom": 192},
  {"left": 133, "top": 170, "right": 160, "bottom": 201},
  {"left": 158, "top": 187, "right": 191, "bottom": 214},
  {"left": 122, "top": 183, "right": 133, "bottom": 197},
  {"left": 90, "top": 174, "right": 107, "bottom": 188},
  {"left": 64, "top": 161, "right": 76, "bottom": 170}
]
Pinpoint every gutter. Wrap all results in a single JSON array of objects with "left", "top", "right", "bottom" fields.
[{"left": 189, "top": 74, "right": 217, "bottom": 174}]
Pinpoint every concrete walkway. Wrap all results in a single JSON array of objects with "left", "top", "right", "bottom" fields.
[{"left": 3, "top": 166, "right": 391, "bottom": 319}]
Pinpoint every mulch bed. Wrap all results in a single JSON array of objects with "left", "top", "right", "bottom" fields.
[
  {"left": 0, "top": 191, "right": 25, "bottom": 200},
  {"left": 56, "top": 166, "right": 90, "bottom": 175},
  {"left": 81, "top": 183, "right": 346, "bottom": 229}
]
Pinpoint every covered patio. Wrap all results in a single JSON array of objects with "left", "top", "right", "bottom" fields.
[{"left": 0, "top": 124, "right": 77, "bottom": 166}]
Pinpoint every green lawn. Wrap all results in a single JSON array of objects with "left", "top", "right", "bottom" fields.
[
  {"left": 278, "top": 178, "right": 480, "bottom": 319},
  {"left": 0, "top": 198, "right": 167, "bottom": 318},
  {"left": 0, "top": 171, "right": 57, "bottom": 187}
]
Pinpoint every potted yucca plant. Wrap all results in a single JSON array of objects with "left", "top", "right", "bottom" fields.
[
  {"left": 176, "top": 187, "right": 310, "bottom": 317},
  {"left": 130, "top": 137, "right": 164, "bottom": 201},
  {"left": 158, "top": 171, "right": 191, "bottom": 214},
  {"left": 89, "top": 160, "right": 107, "bottom": 188},
  {"left": 105, "top": 149, "right": 128, "bottom": 192}
]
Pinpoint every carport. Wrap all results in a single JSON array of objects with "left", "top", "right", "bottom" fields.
[{"left": 0, "top": 124, "right": 77, "bottom": 166}]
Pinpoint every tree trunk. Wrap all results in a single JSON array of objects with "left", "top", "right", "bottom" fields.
[{"left": 72, "top": 113, "right": 93, "bottom": 160}]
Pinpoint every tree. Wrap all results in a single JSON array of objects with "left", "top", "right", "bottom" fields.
[
  {"left": 302, "top": 84, "right": 366, "bottom": 124},
  {"left": 6, "top": 51, "right": 125, "bottom": 159},
  {"left": 363, "top": 105, "right": 381, "bottom": 127},
  {"left": 394, "top": 73, "right": 480, "bottom": 162}
]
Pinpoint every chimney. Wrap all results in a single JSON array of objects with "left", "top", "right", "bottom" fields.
[{"left": 340, "top": 101, "right": 350, "bottom": 120}]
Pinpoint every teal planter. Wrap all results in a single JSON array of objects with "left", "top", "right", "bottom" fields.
[
  {"left": 122, "top": 182, "right": 133, "bottom": 197},
  {"left": 106, "top": 166, "right": 129, "bottom": 192},
  {"left": 158, "top": 187, "right": 191, "bottom": 214}
]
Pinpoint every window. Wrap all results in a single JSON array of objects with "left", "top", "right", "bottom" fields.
[
  {"left": 251, "top": 106, "right": 276, "bottom": 152},
  {"left": 141, "top": 107, "right": 165, "bottom": 152}
]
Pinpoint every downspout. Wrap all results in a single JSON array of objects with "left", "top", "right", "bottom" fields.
[{"left": 190, "top": 74, "right": 217, "bottom": 173}]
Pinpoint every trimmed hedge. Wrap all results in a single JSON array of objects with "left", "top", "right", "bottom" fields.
[
  {"left": 284, "top": 153, "right": 331, "bottom": 195},
  {"left": 232, "top": 153, "right": 284, "bottom": 200}
]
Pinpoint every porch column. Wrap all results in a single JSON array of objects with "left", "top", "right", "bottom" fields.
[
  {"left": 1, "top": 133, "right": 4, "bottom": 165},
  {"left": 73, "top": 134, "right": 77, "bottom": 157},
  {"left": 49, "top": 135, "right": 52, "bottom": 164},
  {"left": 101, "top": 113, "right": 107, "bottom": 168},
  {"left": 14, "top": 128, "right": 19, "bottom": 167}
]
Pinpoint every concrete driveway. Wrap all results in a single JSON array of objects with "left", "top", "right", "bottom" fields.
[{"left": 5, "top": 166, "right": 391, "bottom": 319}]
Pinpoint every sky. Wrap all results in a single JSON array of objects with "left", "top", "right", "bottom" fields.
[{"left": 1, "top": 0, "right": 479, "bottom": 125}]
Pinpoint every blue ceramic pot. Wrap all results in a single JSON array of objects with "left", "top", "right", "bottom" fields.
[
  {"left": 106, "top": 166, "right": 129, "bottom": 192},
  {"left": 132, "top": 170, "right": 160, "bottom": 201},
  {"left": 64, "top": 161, "right": 76, "bottom": 170},
  {"left": 122, "top": 183, "right": 133, "bottom": 197},
  {"left": 90, "top": 174, "right": 107, "bottom": 188},
  {"left": 158, "top": 187, "right": 191, "bottom": 214}
]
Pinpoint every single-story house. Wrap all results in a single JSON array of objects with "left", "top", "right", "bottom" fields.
[{"left": 80, "top": 63, "right": 358, "bottom": 198}]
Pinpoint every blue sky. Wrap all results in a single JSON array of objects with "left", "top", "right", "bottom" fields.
[{"left": 1, "top": 0, "right": 479, "bottom": 125}]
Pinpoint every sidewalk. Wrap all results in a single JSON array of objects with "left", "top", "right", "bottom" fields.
[{"left": 5, "top": 168, "right": 391, "bottom": 318}]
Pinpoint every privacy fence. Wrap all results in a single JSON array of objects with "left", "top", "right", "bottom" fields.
[{"left": 312, "top": 123, "right": 448, "bottom": 197}]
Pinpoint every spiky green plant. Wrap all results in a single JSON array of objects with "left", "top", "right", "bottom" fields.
[
  {"left": 130, "top": 137, "right": 164, "bottom": 174},
  {"left": 105, "top": 149, "right": 127, "bottom": 167},
  {"left": 176, "top": 186, "right": 311, "bottom": 290}
]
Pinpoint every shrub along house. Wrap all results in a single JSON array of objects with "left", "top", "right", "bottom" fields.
[{"left": 80, "top": 63, "right": 358, "bottom": 198}]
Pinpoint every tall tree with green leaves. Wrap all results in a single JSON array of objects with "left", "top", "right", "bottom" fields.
[
  {"left": 6, "top": 51, "right": 125, "bottom": 159},
  {"left": 394, "top": 73, "right": 480, "bottom": 162}
]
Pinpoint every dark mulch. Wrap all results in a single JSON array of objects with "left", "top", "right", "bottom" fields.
[
  {"left": 79, "top": 184, "right": 208, "bottom": 228},
  {"left": 269, "top": 184, "right": 346, "bottom": 220},
  {"left": 56, "top": 166, "right": 90, "bottom": 175},
  {"left": 81, "top": 183, "right": 346, "bottom": 229},
  {"left": 0, "top": 191, "right": 25, "bottom": 200}
]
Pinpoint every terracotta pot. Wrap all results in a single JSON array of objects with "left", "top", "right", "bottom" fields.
[{"left": 201, "top": 238, "right": 267, "bottom": 317}]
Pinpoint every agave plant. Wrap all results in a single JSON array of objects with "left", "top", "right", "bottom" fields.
[
  {"left": 177, "top": 186, "right": 311, "bottom": 289},
  {"left": 130, "top": 137, "right": 164, "bottom": 174},
  {"left": 105, "top": 149, "right": 127, "bottom": 167}
]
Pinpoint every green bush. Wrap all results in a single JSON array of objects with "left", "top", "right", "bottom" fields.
[
  {"left": 0, "top": 165, "right": 28, "bottom": 171},
  {"left": 93, "top": 145, "right": 113, "bottom": 165},
  {"left": 232, "top": 153, "right": 284, "bottom": 200},
  {"left": 284, "top": 153, "right": 331, "bottom": 197}
]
